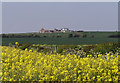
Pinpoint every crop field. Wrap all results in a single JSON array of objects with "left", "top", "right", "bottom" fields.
[
  {"left": 2, "top": 37, "right": 119, "bottom": 46},
  {"left": 2, "top": 32, "right": 119, "bottom": 46},
  {"left": 1, "top": 32, "right": 119, "bottom": 82},
  {"left": 1, "top": 46, "right": 119, "bottom": 82},
  {"left": 1, "top": 42, "right": 120, "bottom": 82}
]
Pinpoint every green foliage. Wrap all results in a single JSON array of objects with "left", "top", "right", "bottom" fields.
[
  {"left": 56, "top": 45, "right": 78, "bottom": 53},
  {"left": 29, "top": 45, "right": 52, "bottom": 54},
  {"left": 37, "top": 46, "right": 51, "bottom": 53},
  {"left": 9, "top": 42, "right": 12, "bottom": 47},
  {"left": 14, "top": 42, "right": 120, "bottom": 57},
  {"left": 2, "top": 32, "right": 119, "bottom": 46},
  {"left": 68, "top": 34, "right": 73, "bottom": 38},
  {"left": 83, "top": 45, "right": 96, "bottom": 53},
  {"left": 19, "top": 43, "right": 32, "bottom": 50},
  {"left": 93, "top": 42, "right": 119, "bottom": 54}
]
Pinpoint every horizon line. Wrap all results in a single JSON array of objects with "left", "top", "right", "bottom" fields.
[{"left": 1, "top": 30, "right": 119, "bottom": 34}]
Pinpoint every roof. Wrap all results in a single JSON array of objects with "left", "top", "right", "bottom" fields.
[
  {"left": 40, "top": 28, "right": 44, "bottom": 31},
  {"left": 62, "top": 28, "right": 69, "bottom": 29},
  {"left": 61, "top": 28, "right": 69, "bottom": 31}
]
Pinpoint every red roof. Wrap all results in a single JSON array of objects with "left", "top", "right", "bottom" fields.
[
  {"left": 40, "top": 28, "right": 44, "bottom": 31},
  {"left": 45, "top": 30, "right": 50, "bottom": 32}
]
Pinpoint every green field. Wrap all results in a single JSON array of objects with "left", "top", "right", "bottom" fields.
[{"left": 2, "top": 32, "right": 119, "bottom": 46}]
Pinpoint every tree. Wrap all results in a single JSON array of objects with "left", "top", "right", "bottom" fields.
[
  {"left": 74, "top": 34, "right": 80, "bottom": 37},
  {"left": 68, "top": 34, "right": 73, "bottom": 38},
  {"left": 82, "top": 34, "right": 87, "bottom": 38}
]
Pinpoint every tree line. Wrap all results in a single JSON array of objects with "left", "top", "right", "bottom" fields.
[{"left": 0, "top": 33, "right": 95, "bottom": 38}]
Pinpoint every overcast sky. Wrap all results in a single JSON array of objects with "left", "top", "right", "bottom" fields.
[
  {"left": 2, "top": 2, "right": 118, "bottom": 33},
  {"left": 1, "top": 0, "right": 119, "bottom": 2}
]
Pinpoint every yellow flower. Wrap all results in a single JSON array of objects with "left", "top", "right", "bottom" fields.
[
  {"left": 15, "top": 42, "right": 19, "bottom": 45},
  {"left": 1, "top": 45, "right": 118, "bottom": 81}
]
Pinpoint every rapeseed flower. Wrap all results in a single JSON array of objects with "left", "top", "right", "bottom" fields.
[{"left": 1, "top": 46, "right": 119, "bottom": 82}]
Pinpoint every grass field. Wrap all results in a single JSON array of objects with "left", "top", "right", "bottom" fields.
[
  {"left": 2, "top": 37, "right": 118, "bottom": 46},
  {"left": 2, "top": 32, "right": 119, "bottom": 46}
]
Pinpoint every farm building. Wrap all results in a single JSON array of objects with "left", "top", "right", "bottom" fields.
[
  {"left": 61, "top": 28, "right": 71, "bottom": 32},
  {"left": 39, "top": 28, "right": 51, "bottom": 33},
  {"left": 39, "top": 28, "right": 45, "bottom": 33},
  {"left": 39, "top": 28, "right": 72, "bottom": 33}
]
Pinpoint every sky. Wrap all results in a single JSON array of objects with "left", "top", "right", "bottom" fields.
[
  {"left": 1, "top": 0, "right": 120, "bottom": 2},
  {"left": 2, "top": 2, "right": 118, "bottom": 33}
]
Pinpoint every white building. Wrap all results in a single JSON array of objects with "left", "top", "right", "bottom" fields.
[{"left": 61, "top": 28, "right": 70, "bottom": 32}]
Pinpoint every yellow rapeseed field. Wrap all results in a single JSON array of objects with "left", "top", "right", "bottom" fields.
[{"left": 1, "top": 46, "right": 119, "bottom": 82}]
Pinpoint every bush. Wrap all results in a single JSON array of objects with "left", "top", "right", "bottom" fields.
[
  {"left": 68, "top": 34, "right": 73, "bottom": 38},
  {"left": 43, "top": 36, "right": 47, "bottom": 37},
  {"left": 9, "top": 42, "right": 12, "bottom": 47},
  {"left": 37, "top": 46, "right": 44, "bottom": 52},
  {"left": 19, "top": 43, "right": 32, "bottom": 50},
  {"left": 93, "top": 42, "right": 119, "bottom": 54},
  {"left": 74, "top": 34, "right": 80, "bottom": 37},
  {"left": 56, "top": 45, "right": 78, "bottom": 53},
  {"left": 82, "top": 34, "right": 87, "bottom": 38},
  {"left": 108, "top": 34, "right": 120, "bottom": 38},
  {"left": 83, "top": 45, "right": 96, "bottom": 54},
  {"left": 56, "top": 36, "right": 61, "bottom": 38}
]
